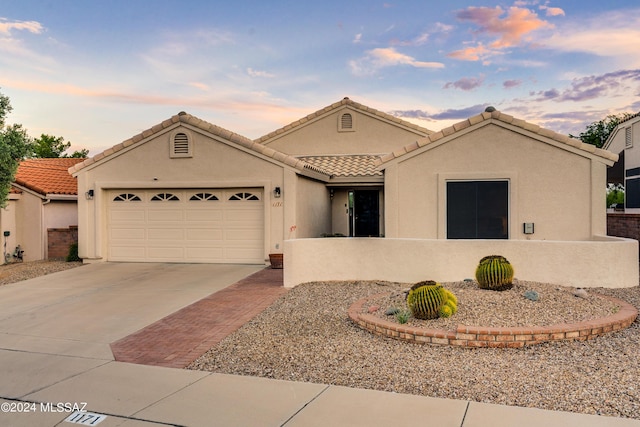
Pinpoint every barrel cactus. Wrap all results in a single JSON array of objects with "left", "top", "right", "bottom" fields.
[
  {"left": 406, "top": 281, "right": 458, "bottom": 319},
  {"left": 475, "top": 255, "right": 514, "bottom": 291}
]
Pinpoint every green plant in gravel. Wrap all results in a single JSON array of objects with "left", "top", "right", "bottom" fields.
[
  {"left": 475, "top": 255, "right": 514, "bottom": 291},
  {"left": 406, "top": 281, "right": 458, "bottom": 320},
  {"left": 395, "top": 309, "right": 411, "bottom": 324}
]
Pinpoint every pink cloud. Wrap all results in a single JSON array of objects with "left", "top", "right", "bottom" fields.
[
  {"left": 540, "top": 5, "right": 565, "bottom": 17},
  {"left": 350, "top": 47, "right": 444, "bottom": 76},
  {"left": 448, "top": 44, "right": 492, "bottom": 61},
  {"left": 450, "top": 6, "right": 552, "bottom": 61},
  {"left": 0, "top": 18, "right": 43, "bottom": 35}
]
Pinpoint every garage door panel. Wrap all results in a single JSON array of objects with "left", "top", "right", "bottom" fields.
[
  {"left": 148, "top": 228, "right": 184, "bottom": 240},
  {"left": 225, "top": 229, "right": 262, "bottom": 241},
  {"left": 186, "top": 210, "right": 223, "bottom": 221},
  {"left": 110, "top": 228, "right": 146, "bottom": 240},
  {"left": 186, "top": 247, "right": 224, "bottom": 260},
  {"left": 108, "top": 188, "right": 264, "bottom": 264},
  {"left": 110, "top": 210, "right": 146, "bottom": 222},
  {"left": 225, "top": 209, "right": 262, "bottom": 220},
  {"left": 110, "top": 246, "right": 147, "bottom": 260},
  {"left": 148, "top": 247, "right": 185, "bottom": 259},
  {"left": 147, "top": 210, "right": 184, "bottom": 221},
  {"left": 185, "top": 228, "right": 223, "bottom": 240}
]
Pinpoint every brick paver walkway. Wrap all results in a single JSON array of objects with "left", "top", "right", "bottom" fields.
[{"left": 110, "top": 267, "right": 287, "bottom": 368}]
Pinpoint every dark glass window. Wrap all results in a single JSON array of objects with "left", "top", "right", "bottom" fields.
[
  {"left": 626, "top": 178, "right": 640, "bottom": 209},
  {"left": 447, "top": 181, "right": 508, "bottom": 239}
]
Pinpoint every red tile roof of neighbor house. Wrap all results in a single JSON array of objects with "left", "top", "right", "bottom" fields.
[{"left": 14, "top": 158, "right": 85, "bottom": 196}]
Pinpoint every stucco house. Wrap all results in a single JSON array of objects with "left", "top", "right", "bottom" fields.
[
  {"left": 69, "top": 98, "right": 636, "bottom": 288},
  {"left": 1, "top": 158, "right": 83, "bottom": 262},
  {"left": 604, "top": 113, "right": 640, "bottom": 210}
]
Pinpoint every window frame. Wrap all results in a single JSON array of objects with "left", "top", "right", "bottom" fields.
[
  {"left": 446, "top": 180, "right": 509, "bottom": 239},
  {"left": 437, "top": 172, "right": 517, "bottom": 239}
]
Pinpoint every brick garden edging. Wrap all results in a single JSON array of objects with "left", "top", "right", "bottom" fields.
[{"left": 348, "top": 293, "right": 638, "bottom": 348}]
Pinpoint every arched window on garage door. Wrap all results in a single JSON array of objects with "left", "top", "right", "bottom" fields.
[
  {"left": 113, "top": 193, "right": 141, "bottom": 202},
  {"left": 229, "top": 192, "right": 260, "bottom": 201},
  {"left": 190, "top": 192, "right": 219, "bottom": 201},
  {"left": 151, "top": 193, "right": 180, "bottom": 201}
]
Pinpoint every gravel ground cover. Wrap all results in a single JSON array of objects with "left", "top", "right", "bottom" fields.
[
  {"left": 0, "top": 260, "right": 83, "bottom": 286},
  {"left": 190, "top": 280, "right": 640, "bottom": 420},
  {"left": 363, "top": 280, "right": 618, "bottom": 329}
]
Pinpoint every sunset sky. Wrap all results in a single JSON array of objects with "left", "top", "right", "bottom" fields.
[{"left": 1, "top": 0, "right": 639, "bottom": 156}]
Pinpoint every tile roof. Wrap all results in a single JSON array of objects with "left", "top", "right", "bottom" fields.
[
  {"left": 69, "top": 112, "right": 332, "bottom": 179},
  {"left": 297, "top": 155, "right": 383, "bottom": 177},
  {"left": 377, "top": 109, "right": 619, "bottom": 165},
  {"left": 14, "top": 158, "right": 85, "bottom": 196},
  {"left": 255, "top": 97, "right": 433, "bottom": 144}
]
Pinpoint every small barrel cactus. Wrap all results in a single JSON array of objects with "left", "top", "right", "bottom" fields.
[
  {"left": 407, "top": 281, "right": 458, "bottom": 319},
  {"left": 475, "top": 255, "right": 514, "bottom": 291},
  {"left": 439, "top": 288, "right": 458, "bottom": 318}
]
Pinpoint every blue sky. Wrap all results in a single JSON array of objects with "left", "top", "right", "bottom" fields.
[{"left": 1, "top": 0, "right": 639, "bottom": 155}]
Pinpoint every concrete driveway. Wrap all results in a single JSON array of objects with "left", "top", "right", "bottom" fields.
[{"left": 0, "top": 262, "right": 263, "bottom": 360}]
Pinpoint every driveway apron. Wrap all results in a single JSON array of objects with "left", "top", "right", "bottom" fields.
[{"left": 0, "top": 263, "right": 264, "bottom": 360}]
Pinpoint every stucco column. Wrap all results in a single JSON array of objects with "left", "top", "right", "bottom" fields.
[
  {"left": 591, "top": 160, "right": 607, "bottom": 236},
  {"left": 383, "top": 163, "right": 399, "bottom": 238}
]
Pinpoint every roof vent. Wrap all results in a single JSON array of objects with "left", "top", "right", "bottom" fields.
[
  {"left": 178, "top": 111, "right": 187, "bottom": 116},
  {"left": 170, "top": 131, "right": 192, "bottom": 158},
  {"left": 485, "top": 106, "right": 496, "bottom": 113}
]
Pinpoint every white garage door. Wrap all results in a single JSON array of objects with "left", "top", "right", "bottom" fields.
[{"left": 107, "top": 189, "right": 264, "bottom": 263}]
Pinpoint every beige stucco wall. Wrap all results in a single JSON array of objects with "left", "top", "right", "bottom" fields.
[
  {"left": 385, "top": 123, "right": 607, "bottom": 241},
  {"left": 2, "top": 193, "right": 77, "bottom": 262},
  {"left": 44, "top": 201, "right": 77, "bottom": 230},
  {"left": 14, "top": 191, "right": 43, "bottom": 261},
  {"left": 284, "top": 237, "right": 638, "bottom": 288},
  {"left": 263, "top": 107, "right": 429, "bottom": 156},
  {"left": 0, "top": 197, "right": 18, "bottom": 262},
  {"left": 75, "top": 124, "right": 298, "bottom": 263},
  {"left": 294, "top": 177, "right": 331, "bottom": 239}
]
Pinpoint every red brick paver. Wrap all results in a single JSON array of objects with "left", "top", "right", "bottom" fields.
[{"left": 110, "top": 268, "right": 287, "bottom": 368}]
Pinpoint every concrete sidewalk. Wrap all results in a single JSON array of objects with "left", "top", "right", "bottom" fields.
[
  {"left": 0, "top": 263, "right": 638, "bottom": 427},
  {"left": 1, "top": 358, "right": 638, "bottom": 427}
]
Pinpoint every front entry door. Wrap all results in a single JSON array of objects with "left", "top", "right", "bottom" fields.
[{"left": 350, "top": 190, "right": 380, "bottom": 237}]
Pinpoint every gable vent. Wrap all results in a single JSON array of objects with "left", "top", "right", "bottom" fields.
[
  {"left": 341, "top": 113, "right": 352, "bottom": 129},
  {"left": 626, "top": 127, "right": 633, "bottom": 149},
  {"left": 339, "top": 112, "right": 355, "bottom": 132},
  {"left": 170, "top": 131, "right": 192, "bottom": 158},
  {"left": 173, "top": 133, "right": 189, "bottom": 154}
]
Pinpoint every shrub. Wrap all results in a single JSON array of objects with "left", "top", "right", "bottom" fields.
[{"left": 66, "top": 243, "right": 81, "bottom": 262}]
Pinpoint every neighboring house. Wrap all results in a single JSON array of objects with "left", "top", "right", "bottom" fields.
[
  {"left": 603, "top": 113, "right": 640, "bottom": 211},
  {"left": 1, "top": 158, "right": 84, "bottom": 262},
  {"left": 69, "top": 98, "right": 618, "bottom": 265}
]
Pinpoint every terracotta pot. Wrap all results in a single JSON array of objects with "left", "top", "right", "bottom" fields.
[{"left": 269, "top": 253, "right": 283, "bottom": 269}]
